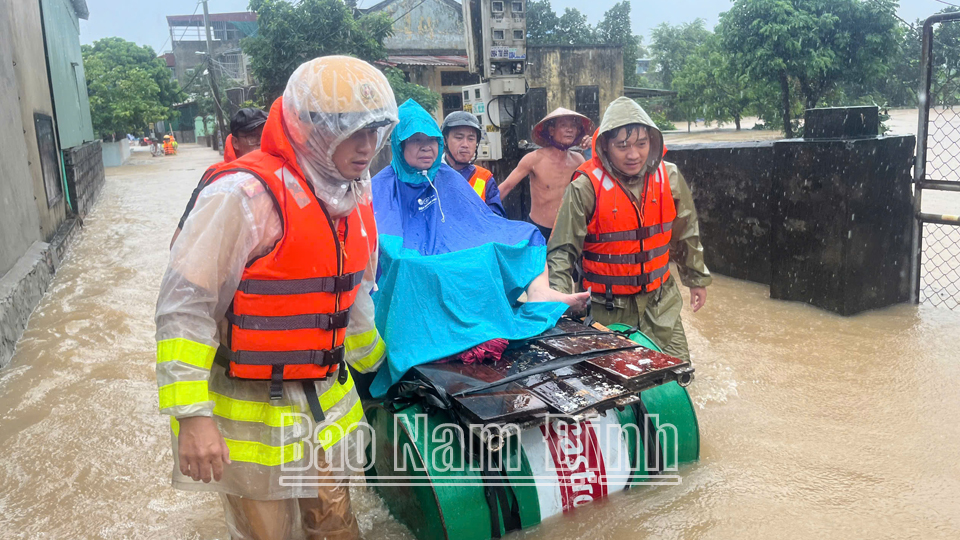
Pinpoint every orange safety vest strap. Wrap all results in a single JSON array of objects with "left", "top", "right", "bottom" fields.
[
  {"left": 583, "top": 265, "right": 670, "bottom": 288},
  {"left": 584, "top": 222, "right": 673, "bottom": 243},
  {"left": 236, "top": 271, "right": 364, "bottom": 295},
  {"left": 582, "top": 244, "right": 669, "bottom": 265},
  {"left": 225, "top": 309, "right": 350, "bottom": 331},
  {"left": 224, "top": 346, "right": 345, "bottom": 367}
]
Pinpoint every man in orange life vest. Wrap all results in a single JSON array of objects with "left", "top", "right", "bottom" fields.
[
  {"left": 548, "top": 97, "right": 711, "bottom": 361},
  {"left": 169, "top": 108, "right": 269, "bottom": 248},
  {"left": 156, "top": 57, "right": 396, "bottom": 539},
  {"left": 440, "top": 111, "right": 505, "bottom": 216}
]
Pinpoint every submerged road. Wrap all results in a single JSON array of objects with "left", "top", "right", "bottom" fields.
[{"left": 1, "top": 143, "right": 960, "bottom": 539}]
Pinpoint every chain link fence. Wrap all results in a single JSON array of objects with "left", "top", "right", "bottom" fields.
[{"left": 917, "top": 13, "right": 960, "bottom": 310}]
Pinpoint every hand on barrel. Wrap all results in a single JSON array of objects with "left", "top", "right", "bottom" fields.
[{"left": 177, "top": 416, "right": 231, "bottom": 483}]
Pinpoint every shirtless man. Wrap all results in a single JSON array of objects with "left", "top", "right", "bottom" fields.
[{"left": 499, "top": 108, "right": 592, "bottom": 240}]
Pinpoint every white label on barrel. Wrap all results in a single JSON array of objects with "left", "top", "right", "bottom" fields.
[{"left": 520, "top": 410, "right": 632, "bottom": 519}]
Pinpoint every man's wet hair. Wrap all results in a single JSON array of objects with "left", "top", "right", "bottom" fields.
[{"left": 602, "top": 123, "right": 649, "bottom": 144}]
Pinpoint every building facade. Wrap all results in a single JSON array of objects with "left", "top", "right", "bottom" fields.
[{"left": 0, "top": 0, "right": 103, "bottom": 368}]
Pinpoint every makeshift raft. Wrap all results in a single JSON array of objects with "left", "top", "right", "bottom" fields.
[{"left": 365, "top": 319, "right": 699, "bottom": 540}]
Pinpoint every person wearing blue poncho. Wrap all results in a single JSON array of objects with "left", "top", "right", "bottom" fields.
[{"left": 369, "top": 100, "right": 589, "bottom": 396}]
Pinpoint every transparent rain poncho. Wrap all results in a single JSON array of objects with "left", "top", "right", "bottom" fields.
[
  {"left": 155, "top": 56, "right": 398, "bottom": 510},
  {"left": 281, "top": 56, "right": 398, "bottom": 217}
]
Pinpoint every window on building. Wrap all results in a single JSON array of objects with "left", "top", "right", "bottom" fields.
[
  {"left": 513, "top": 30, "right": 524, "bottom": 40},
  {"left": 442, "top": 93, "right": 464, "bottom": 119},
  {"left": 492, "top": 1, "right": 504, "bottom": 12},
  {"left": 212, "top": 21, "right": 242, "bottom": 41},
  {"left": 575, "top": 85, "right": 600, "bottom": 127},
  {"left": 219, "top": 52, "right": 243, "bottom": 81},
  {"left": 512, "top": 1, "right": 523, "bottom": 12},
  {"left": 441, "top": 71, "right": 481, "bottom": 87},
  {"left": 34, "top": 114, "right": 62, "bottom": 207},
  {"left": 493, "top": 30, "right": 505, "bottom": 40}
]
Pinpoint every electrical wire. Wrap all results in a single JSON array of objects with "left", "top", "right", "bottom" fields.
[{"left": 154, "top": 0, "right": 201, "bottom": 53}]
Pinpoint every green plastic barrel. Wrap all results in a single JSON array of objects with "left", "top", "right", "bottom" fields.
[
  {"left": 365, "top": 404, "right": 541, "bottom": 540},
  {"left": 606, "top": 323, "right": 701, "bottom": 466}
]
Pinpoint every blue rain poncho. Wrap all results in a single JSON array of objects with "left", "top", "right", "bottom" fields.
[{"left": 369, "top": 100, "right": 567, "bottom": 396}]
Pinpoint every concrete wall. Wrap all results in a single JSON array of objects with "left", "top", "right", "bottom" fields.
[
  {"left": 0, "top": 7, "right": 43, "bottom": 277},
  {"left": 6, "top": 0, "right": 68, "bottom": 242},
  {"left": 102, "top": 139, "right": 131, "bottom": 167},
  {"left": 64, "top": 141, "right": 104, "bottom": 217},
  {"left": 373, "top": 0, "right": 465, "bottom": 52},
  {"left": 665, "top": 134, "right": 915, "bottom": 315},
  {"left": 665, "top": 142, "right": 774, "bottom": 285},
  {"left": 40, "top": 0, "right": 95, "bottom": 150},
  {"left": 526, "top": 45, "right": 624, "bottom": 126}
]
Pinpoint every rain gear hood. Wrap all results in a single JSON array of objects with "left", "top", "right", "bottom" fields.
[
  {"left": 280, "top": 56, "right": 398, "bottom": 217},
  {"left": 390, "top": 99, "right": 444, "bottom": 185},
  {"left": 593, "top": 97, "right": 665, "bottom": 185}
]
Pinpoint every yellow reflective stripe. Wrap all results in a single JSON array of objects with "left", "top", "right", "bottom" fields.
[
  {"left": 157, "top": 338, "right": 216, "bottom": 370},
  {"left": 224, "top": 437, "right": 303, "bottom": 467},
  {"left": 159, "top": 380, "right": 209, "bottom": 409},
  {"left": 344, "top": 328, "right": 377, "bottom": 350},
  {"left": 318, "top": 400, "right": 364, "bottom": 450},
  {"left": 170, "top": 418, "right": 302, "bottom": 466},
  {"left": 352, "top": 337, "right": 386, "bottom": 373},
  {"left": 319, "top": 372, "right": 355, "bottom": 411},
  {"left": 210, "top": 392, "right": 302, "bottom": 428},
  {"left": 471, "top": 178, "right": 487, "bottom": 200}
]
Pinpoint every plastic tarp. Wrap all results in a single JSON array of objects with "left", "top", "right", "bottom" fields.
[{"left": 368, "top": 100, "right": 567, "bottom": 397}]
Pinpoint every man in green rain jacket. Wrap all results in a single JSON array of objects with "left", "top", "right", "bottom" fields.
[{"left": 548, "top": 97, "right": 711, "bottom": 361}]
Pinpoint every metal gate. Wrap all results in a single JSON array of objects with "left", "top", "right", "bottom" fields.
[{"left": 914, "top": 12, "right": 960, "bottom": 309}]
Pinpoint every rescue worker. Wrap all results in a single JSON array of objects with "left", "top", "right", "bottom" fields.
[
  {"left": 170, "top": 107, "right": 269, "bottom": 248},
  {"left": 498, "top": 108, "right": 593, "bottom": 240},
  {"left": 162, "top": 134, "right": 176, "bottom": 155},
  {"left": 156, "top": 56, "right": 396, "bottom": 540},
  {"left": 440, "top": 111, "right": 505, "bottom": 216},
  {"left": 548, "top": 97, "right": 711, "bottom": 361}
]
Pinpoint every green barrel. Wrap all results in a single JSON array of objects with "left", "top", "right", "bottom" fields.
[
  {"left": 606, "top": 323, "right": 701, "bottom": 466},
  {"left": 365, "top": 404, "right": 541, "bottom": 540}
]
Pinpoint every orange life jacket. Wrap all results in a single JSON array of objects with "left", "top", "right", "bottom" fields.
[
  {"left": 468, "top": 166, "right": 493, "bottom": 202},
  {"left": 205, "top": 98, "right": 376, "bottom": 397},
  {"left": 163, "top": 140, "right": 175, "bottom": 155},
  {"left": 578, "top": 157, "right": 676, "bottom": 302},
  {"left": 223, "top": 134, "right": 238, "bottom": 163}
]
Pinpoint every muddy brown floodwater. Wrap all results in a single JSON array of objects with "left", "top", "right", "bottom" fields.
[{"left": 1, "top": 142, "right": 959, "bottom": 539}]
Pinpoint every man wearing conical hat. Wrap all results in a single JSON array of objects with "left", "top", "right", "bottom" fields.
[{"left": 499, "top": 108, "right": 593, "bottom": 240}]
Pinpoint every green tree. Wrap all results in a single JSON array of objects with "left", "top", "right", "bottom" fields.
[
  {"left": 81, "top": 37, "right": 183, "bottom": 140},
  {"left": 673, "top": 35, "right": 758, "bottom": 130},
  {"left": 555, "top": 8, "right": 596, "bottom": 45},
  {"left": 526, "top": 0, "right": 560, "bottom": 44},
  {"left": 718, "top": 0, "right": 899, "bottom": 138},
  {"left": 244, "top": 0, "right": 393, "bottom": 102},
  {"left": 383, "top": 68, "right": 441, "bottom": 113},
  {"left": 596, "top": 1, "right": 645, "bottom": 87},
  {"left": 650, "top": 19, "right": 710, "bottom": 91}
]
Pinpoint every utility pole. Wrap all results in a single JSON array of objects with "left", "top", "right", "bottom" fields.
[{"left": 202, "top": 0, "right": 227, "bottom": 151}]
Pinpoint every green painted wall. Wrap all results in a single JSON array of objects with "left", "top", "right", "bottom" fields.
[{"left": 40, "top": 0, "right": 95, "bottom": 150}]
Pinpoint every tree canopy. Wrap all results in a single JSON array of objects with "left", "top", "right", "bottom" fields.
[
  {"left": 384, "top": 68, "right": 441, "bottom": 113},
  {"left": 717, "top": 0, "right": 900, "bottom": 137},
  {"left": 243, "top": 0, "right": 394, "bottom": 102},
  {"left": 81, "top": 37, "right": 183, "bottom": 140}
]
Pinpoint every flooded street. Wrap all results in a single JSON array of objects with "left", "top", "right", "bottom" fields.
[{"left": 1, "top": 141, "right": 960, "bottom": 539}]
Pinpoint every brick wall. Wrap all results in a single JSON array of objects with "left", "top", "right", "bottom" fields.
[{"left": 63, "top": 140, "right": 104, "bottom": 217}]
